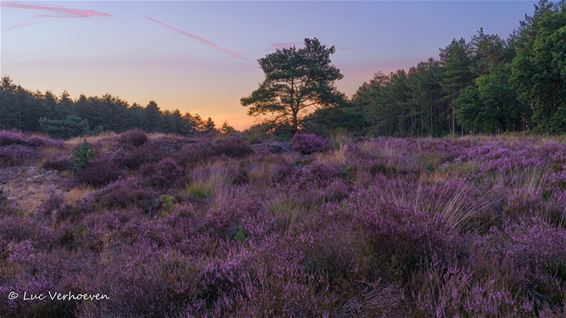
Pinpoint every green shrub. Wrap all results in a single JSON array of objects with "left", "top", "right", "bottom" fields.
[
  {"left": 160, "top": 194, "right": 176, "bottom": 211},
  {"left": 186, "top": 183, "right": 213, "bottom": 200},
  {"left": 233, "top": 227, "right": 247, "bottom": 241},
  {"left": 73, "top": 140, "right": 95, "bottom": 174}
]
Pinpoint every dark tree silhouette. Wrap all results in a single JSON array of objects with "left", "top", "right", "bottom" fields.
[
  {"left": 0, "top": 77, "right": 219, "bottom": 138},
  {"left": 241, "top": 38, "right": 345, "bottom": 133}
]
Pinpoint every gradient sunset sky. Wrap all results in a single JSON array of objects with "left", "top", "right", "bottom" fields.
[{"left": 1, "top": 1, "right": 537, "bottom": 129}]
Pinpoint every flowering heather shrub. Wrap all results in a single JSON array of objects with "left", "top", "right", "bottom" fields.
[
  {"left": 288, "top": 160, "right": 344, "bottom": 191},
  {"left": 322, "top": 179, "right": 349, "bottom": 201},
  {"left": 75, "top": 247, "right": 203, "bottom": 317},
  {"left": 544, "top": 171, "right": 566, "bottom": 193},
  {"left": 43, "top": 156, "right": 74, "bottom": 171},
  {"left": 110, "top": 142, "right": 166, "bottom": 169},
  {"left": 454, "top": 141, "right": 549, "bottom": 173},
  {"left": 213, "top": 135, "right": 253, "bottom": 158},
  {"left": 271, "top": 161, "right": 298, "bottom": 184},
  {"left": 76, "top": 158, "right": 122, "bottom": 187},
  {"left": 24, "top": 135, "right": 48, "bottom": 148},
  {"left": 471, "top": 219, "right": 566, "bottom": 310},
  {"left": 36, "top": 193, "right": 64, "bottom": 218},
  {"left": 90, "top": 177, "right": 160, "bottom": 214},
  {"left": 300, "top": 222, "right": 373, "bottom": 281},
  {"left": 413, "top": 266, "right": 532, "bottom": 317},
  {"left": 0, "top": 130, "right": 25, "bottom": 145},
  {"left": 2, "top": 133, "right": 566, "bottom": 316},
  {"left": 178, "top": 136, "right": 253, "bottom": 165},
  {"left": 119, "top": 128, "right": 148, "bottom": 147},
  {"left": 140, "top": 157, "right": 184, "bottom": 188},
  {"left": 0, "top": 130, "right": 62, "bottom": 148},
  {"left": 0, "top": 144, "right": 39, "bottom": 166},
  {"left": 351, "top": 197, "right": 459, "bottom": 283},
  {"left": 503, "top": 190, "right": 544, "bottom": 219},
  {"left": 178, "top": 142, "right": 216, "bottom": 165},
  {"left": 0, "top": 216, "right": 55, "bottom": 249},
  {"left": 53, "top": 198, "right": 95, "bottom": 223},
  {"left": 291, "top": 133, "right": 328, "bottom": 154},
  {"left": 25, "top": 135, "right": 64, "bottom": 148}
]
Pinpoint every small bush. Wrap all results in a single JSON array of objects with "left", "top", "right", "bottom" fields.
[
  {"left": 140, "top": 157, "right": 184, "bottom": 188},
  {"left": 232, "top": 168, "right": 250, "bottom": 185},
  {"left": 159, "top": 194, "right": 176, "bottom": 211},
  {"left": 291, "top": 133, "right": 327, "bottom": 154},
  {"left": 178, "top": 142, "right": 215, "bottom": 164},
  {"left": 73, "top": 140, "right": 95, "bottom": 173},
  {"left": 233, "top": 226, "right": 247, "bottom": 241},
  {"left": 119, "top": 129, "right": 148, "bottom": 147},
  {"left": 111, "top": 143, "right": 165, "bottom": 169},
  {"left": 178, "top": 137, "right": 252, "bottom": 165},
  {"left": 43, "top": 157, "right": 74, "bottom": 171},
  {"left": 0, "top": 130, "right": 25, "bottom": 146},
  {"left": 77, "top": 158, "right": 122, "bottom": 187},
  {"left": 214, "top": 136, "right": 253, "bottom": 158},
  {"left": 91, "top": 177, "right": 160, "bottom": 214},
  {"left": 0, "top": 144, "right": 39, "bottom": 165},
  {"left": 36, "top": 194, "right": 64, "bottom": 217},
  {"left": 25, "top": 135, "right": 63, "bottom": 148},
  {"left": 186, "top": 183, "right": 213, "bottom": 200}
]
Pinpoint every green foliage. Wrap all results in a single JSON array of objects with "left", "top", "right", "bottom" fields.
[
  {"left": 470, "top": 28, "right": 510, "bottom": 77},
  {"left": 233, "top": 226, "right": 247, "bottom": 242},
  {"left": 219, "top": 121, "right": 237, "bottom": 135},
  {"left": 305, "top": 102, "right": 369, "bottom": 137},
  {"left": 510, "top": 0, "right": 566, "bottom": 133},
  {"left": 241, "top": 38, "right": 345, "bottom": 133},
  {"left": 244, "top": 123, "right": 294, "bottom": 143},
  {"left": 186, "top": 183, "right": 213, "bottom": 200},
  {"left": 457, "top": 65, "right": 527, "bottom": 133},
  {"left": 73, "top": 140, "right": 95, "bottom": 174},
  {"left": 0, "top": 77, "right": 217, "bottom": 139},
  {"left": 439, "top": 38, "right": 474, "bottom": 134},
  {"left": 144, "top": 101, "right": 162, "bottom": 132},
  {"left": 341, "top": 164, "right": 357, "bottom": 183},
  {"left": 39, "top": 115, "right": 90, "bottom": 139},
  {"left": 308, "top": 1, "right": 564, "bottom": 137},
  {"left": 159, "top": 194, "right": 176, "bottom": 211},
  {"left": 201, "top": 117, "right": 217, "bottom": 135}
]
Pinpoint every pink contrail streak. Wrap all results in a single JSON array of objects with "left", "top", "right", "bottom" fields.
[
  {"left": 144, "top": 16, "right": 245, "bottom": 60},
  {"left": 1, "top": 2, "right": 111, "bottom": 18}
]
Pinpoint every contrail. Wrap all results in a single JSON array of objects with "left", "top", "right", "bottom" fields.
[
  {"left": 7, "top": 21, "right": 46, "bottom": 30},
  {"left": 144, "top": 16, "right": 245, "bottom": 60},
  {"left": 1, "top": 2, "right": 111, "bottom": 18}
]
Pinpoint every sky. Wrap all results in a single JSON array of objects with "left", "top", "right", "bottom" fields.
[{"left": 1, "top": 0, "right": 538, "bottom": 129}]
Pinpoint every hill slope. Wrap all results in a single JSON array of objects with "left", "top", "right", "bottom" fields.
[{"left": 0, "top": 130, "right": 565, "bottom": 316}]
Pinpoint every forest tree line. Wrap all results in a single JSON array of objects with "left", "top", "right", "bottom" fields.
[
  {"left": 0, "top": 1, "right": 564, "bottom": 139},
  {"left": 0, "top": 76, "right": 231, "bottom": 139},
  {"left": 305, "top": 0, "right": 565, "bottom": 137}
]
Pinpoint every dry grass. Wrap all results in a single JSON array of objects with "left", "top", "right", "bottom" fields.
[
  {"left": 267, "top": 195, "right": 314, "bottom": 234},
  {"left": 358, "top": 141, "right": 385, "bottom": 158},
  {"left": 65, "top": 185, "right": 95, "bottom": 206},
  {"left": 248, "top": 160, "right": 275, "bottom": 183},
  {"left": 315, "top": 144, "right": 347, "bottom": 165},
  {"left": 187, "top": 161, "right": 234, "bottom": 203},
  {"left": 419, "top": 171, "right": 452, "bottom": 185},
  {"left": 65, "top": 132, "right": 117, "bottom": 146}
]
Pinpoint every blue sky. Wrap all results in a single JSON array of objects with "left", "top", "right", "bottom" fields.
[{"left": 1, "top": 1, "right": 538, "bottom": 128}]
